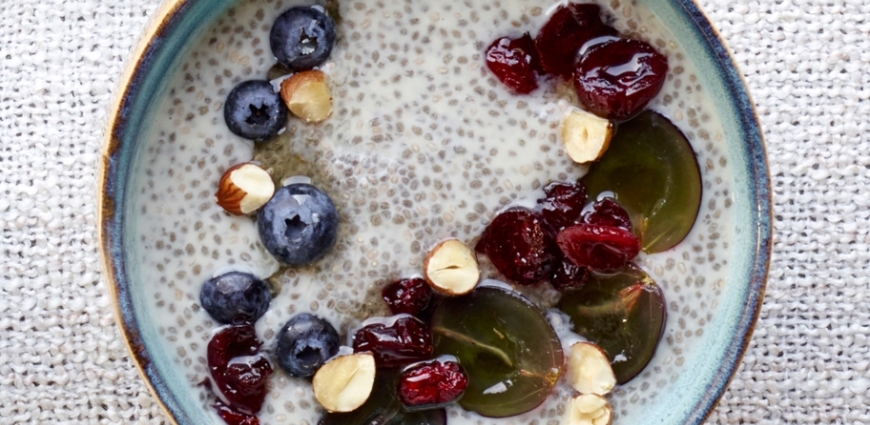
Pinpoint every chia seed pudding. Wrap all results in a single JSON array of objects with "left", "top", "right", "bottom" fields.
[{"left": 129, "top": 0, "right": 735, "bottom": 423}]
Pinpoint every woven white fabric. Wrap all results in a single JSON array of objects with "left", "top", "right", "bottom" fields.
[{"left": 0, "top": 0, "right": 867, "bottom": 423}]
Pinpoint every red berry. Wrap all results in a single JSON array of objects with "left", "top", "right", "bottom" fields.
[
  {"left": 213, "top": 402, "right": 260, "bottom": 425},
  {"left": 382, "top": 278, "right": 433, "bottom": 316},
  {"left": 550, "top": 257, "right": 589, "bottom": 290},
  {"left": 582, "top": 198, "right": 632, "bottom": 230},
  {"left": 557, "top": 224, "right": 640, "bottom": 272},
  {"left": 475, "top": 208, "right": 557, "bottom": 286},
  {"left": 207, "top": 324, "right": 273, "bottom": 415},
  {"left": 538, "top": 181, "right": 587, "bottom": 232},
  {"left": 574, "top": 38, "right": 669, "bottom": 121},
  {"left": 535, "top": 3, "right": 617, "bottom": 77},
  {"left": 485, "top": 33, "right": 543, "bottom": 94},
  {"left": 352, "top": 316, "right": 433, "bottom": 367},
  {"left": 398, "top": 359, "right": 468, "bottom": 408}
]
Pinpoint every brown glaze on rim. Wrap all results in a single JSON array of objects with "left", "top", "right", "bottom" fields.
[{"left": 97, "top": 1, "right": 190, "bottom": 424}]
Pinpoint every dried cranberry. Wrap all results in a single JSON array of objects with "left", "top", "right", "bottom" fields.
[
  {"left": 535, "top": 3, "right": 617, "bottom": 77},
  {"left": 208, "top": 324, "right": 259, "bottom": 369},
  {"left": 475, "top": 208, "right": 557, "bottom": 286},
  {"left": 398, "top": 359, "right": 468, "bottom": 409},
  {"left": 213, "top": 402, "right": 260, "bottom": 425},
  {"left": 485, "top": 33, "right": 543, "bottom": 94},
  {"left": 550, "top": 257, "right": 589, "bottom": 290},
  {"left": 538, "top": 181, "right": 587, "bottom": 232},
  {"left": 207, "top": 324, "right": 273, "bottom": 415},
  {"left": 352, "top": 316, "right": 433, "bottom": 367},
  {"left": 557, "top": 224, "right": 640, "bottom": 272},
  {"left": 382, "top": 278, "right": 433, "bottom": 316},
  {"left": 574, "top": 38, "right": 669, "bottom": 121},
  {"left": 582, "top": 198, "right": 632, "bottom": 230}
]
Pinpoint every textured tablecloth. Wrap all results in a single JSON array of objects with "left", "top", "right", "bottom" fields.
[{"left": 1, "top": 0, "right": 868, "bottom": 423}]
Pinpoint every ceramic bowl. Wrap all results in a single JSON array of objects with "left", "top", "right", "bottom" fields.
[{"left": 98, "top": 0, "right": 772, "bottom": 423}]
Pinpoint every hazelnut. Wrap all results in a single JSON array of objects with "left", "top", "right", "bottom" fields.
[
  {"left": 215, "top": 163, "right": 276, "bottom": 215},
  {"left": 312, "top": 352, "right": 376, "bottom": 413},
  {"left": 567, "top": 394, "right": 613, "bottom": 425},
  {"left": 280, "top": 70, "right": 333, "bottom": 123},
  {"left": 567, "top": 342, "right": 616, "bottom": 396},
  {"left": 424, "top": 239, "right": 480, "bottom": 296},
  {"left": 561, "top": 109, "right": 613, "bottom": 164}
]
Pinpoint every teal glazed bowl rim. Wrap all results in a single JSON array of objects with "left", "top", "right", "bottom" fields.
[{"left": 97, "top": 0, "right": 772, "bottom": 424}]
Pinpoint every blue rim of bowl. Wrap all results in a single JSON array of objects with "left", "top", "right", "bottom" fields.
[
  {"left": 97, "top": 0, "right": 772, "bottom": 424},
  {"left": 668, "top": 0, "right": 771, "bottom": 422},
  {"left": 99, "top": 0, "right": 202, "bottom": 423}
]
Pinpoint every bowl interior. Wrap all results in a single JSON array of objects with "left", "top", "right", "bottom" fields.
[{"left": 99, "top": 0, "right": 770, "bottom": 424}]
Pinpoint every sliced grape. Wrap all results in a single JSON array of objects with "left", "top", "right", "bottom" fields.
[
  {"left": 556, "top": 265, "right": 666, "bottom": 384},
  {"left": 581, "top": 111, "right": 702, "bottom": 253},
  {"left": 318, "top": 369, "right": 446, "bottom": 425},
  {"left": 431, "top": 285, "right": 564, "bottom": 418}
]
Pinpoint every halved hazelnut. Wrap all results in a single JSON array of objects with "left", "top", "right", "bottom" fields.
[
  {"left": 424, "top": 239, "right": 480, "bottom": 296},
  {"left": 215, "top": 163, "right": 276, "bottom": 215},
  {"left": 567, "top": 394, "right": 613, "bottom": 425},
  {"left": 280, "top": 70, "right": 333, "bottom": 123},
  {"left": 567, "top": 342, "right": 616, "bottom": 396},
  {"left": 561, "top": 109, "right": 613, "bottom": 164},
  {"left": 312, "top": 352, "right": 376, "bottom": 413}
]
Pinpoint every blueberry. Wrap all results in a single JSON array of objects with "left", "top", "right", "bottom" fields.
[
  {"left": 199, "top": 272, "right": 271, "bottom": 324},
  {"left": 275, "top": 313, "right": 340, "bottom": 377},
  {"left": 257, "top": 184, "right": 339, "bottom": 266},
  {"left": 270, "top": 7, "right": 336, "bottom": 71},
  {"left": 224, "top": 80, "right": 288, "bottom": 141}
]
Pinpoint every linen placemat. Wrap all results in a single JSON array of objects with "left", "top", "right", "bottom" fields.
[{"left": 0, "top": 0, "right": 867, "bottom": 422}]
